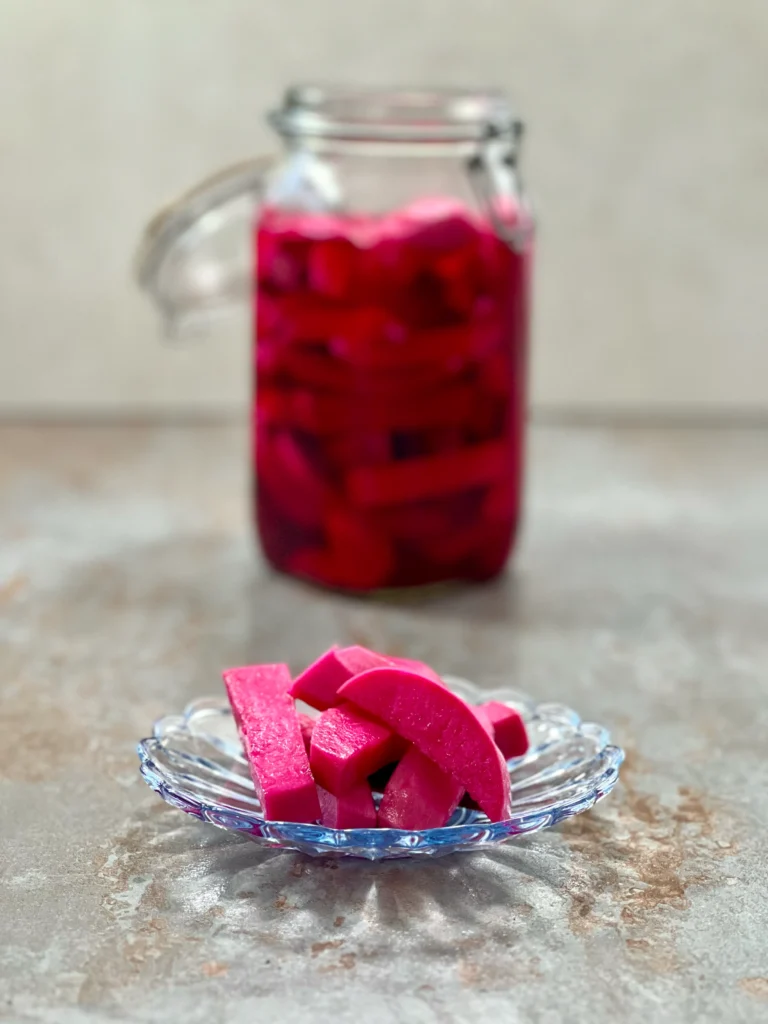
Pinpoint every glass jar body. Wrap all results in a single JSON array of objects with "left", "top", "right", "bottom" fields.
[{"left": 253, "top": 136, "right": 532, "bottom": 592}]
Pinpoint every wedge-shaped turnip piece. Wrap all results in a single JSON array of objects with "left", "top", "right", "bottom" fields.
[
  {"left": 472, "top": 704, "right": 494, "bottom": 737},
  {"left": 338, "top": 667, "right": 512, "bottom": 822},
  {"left": 256, "top": 429, "right": 334, "bottom": 530},
  {"left": 310, "top": 702, "right": 406, "bottom": 795},
  {"left": 274, "top": 383, "right": 476, "bottom": 435},
  {"left": 481, "top": 701, "right": 529, "bottom": 760},
  {"left": 346, "top": 440, "right": 509, "bottom": 508},
  {"left": 222, "top": 664, "right": 320, "bottom": 824},
  {"left": 290, "top": 645, "right": 391, "bottom": 711},
  {"left": 388, "top": 656, "right": 443, "bottom": 684},
  {"left": 318, "top": 781, "right": 377, "bottom": 829},
  {"left": 377, "top": 746, "right": 463, "bottom": 830}
]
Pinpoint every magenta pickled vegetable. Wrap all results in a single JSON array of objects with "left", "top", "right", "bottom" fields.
[
  {"left": 309, "top": 702, "right": 406, "bottom": 795},
  {"left": 318, "top": 781, "right": 377, "bottom": 829},
  {"left": 338, "top": 667, "right": 512, "bottom": 821},
  {"left": 254, "top": 197, "right": 531, "bottom": 590},
  {"left": 222, "top": 664, "right": 320, "bottom": 824},
  {"left": 480, "top": 701, "right": 529, "bottom": 760},
  {"left": 387, "top": 656, "right": 444, "bottom": 684},
  {"left": 290, "top": 644, "right": 392, "bottom": 711},
  {"left": 377, "top": 746, "right": 464, "bottom": 830},
  {"left": 290, "top": 645, "right": 443, "bottom": 710},
  {"left": 220, "top": 649, "right": 528, "bottom": 830},
  {"left": 346, "top": 440, "right": 510, "bottom": 508}
]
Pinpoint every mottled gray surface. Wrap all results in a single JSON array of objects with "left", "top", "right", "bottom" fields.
[{"left": 1, "top": 424, "right": 767, "bottom": 1024}]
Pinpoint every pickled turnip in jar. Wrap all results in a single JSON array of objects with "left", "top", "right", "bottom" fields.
[{"left": 255, "top": 190, "right": 531, "bottom": 590}]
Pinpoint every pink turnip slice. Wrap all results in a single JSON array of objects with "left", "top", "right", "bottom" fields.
[
  {"left": 345, "top": 440, "right": 509, "bottom": 508},
  {"left": 222, "top": 664, "right": 320, "bottom": 824},
  {"left": 480, "top": 701, "right": 529, "bottom": 760},
  {"left": 289, "top": 645, "right": 392, "bottom": 711},
  {"left": 338, "top": 667, "right": 512, "bottom": 822},
  {"left": 377, "top": 746, "right": 463, "bottom": 830},
  {"left": 388, "top": 656, "right": 443, "bottom": 684},
  {"left": 318, "top": 780, "right": 377, "bottom": 829},
  {"left": 310, "top": 702, "right": 406, "bottom": 795}
]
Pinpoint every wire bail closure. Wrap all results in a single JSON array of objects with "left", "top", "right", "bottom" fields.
[{"left": 466, "top": 119, "right": 531, "bottom": 253}]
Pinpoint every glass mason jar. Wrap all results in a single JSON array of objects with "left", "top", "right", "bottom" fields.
[{"left": 136, "top": 85, "right": 534, "bottom": 592}]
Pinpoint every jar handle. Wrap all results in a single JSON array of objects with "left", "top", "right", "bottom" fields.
[
  {"left": 135, "top": 156, "right": 273, "bottom": 337},
  {"left": 466, "top": 126, "right": 533, "bottom": 253}
]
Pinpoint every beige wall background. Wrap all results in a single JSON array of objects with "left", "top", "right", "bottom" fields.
[{"left": 1, "top": 0, "right": 767, "bottom": 419}]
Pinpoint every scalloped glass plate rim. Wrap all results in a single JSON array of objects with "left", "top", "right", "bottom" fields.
[{"left": 137, "top": 678, "right": 624, "bottom": 854}]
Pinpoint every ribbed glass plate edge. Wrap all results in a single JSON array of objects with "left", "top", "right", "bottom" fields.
[{"left": 137, "top": 678, "right": 624, "bottom": 860}]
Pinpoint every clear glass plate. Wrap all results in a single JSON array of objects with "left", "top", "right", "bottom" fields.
[{"left": 137, "top": 677, "right": 624, "bottom": 860}]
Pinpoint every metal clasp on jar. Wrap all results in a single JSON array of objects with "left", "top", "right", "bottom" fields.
[{"left": 467, "top": 119, "right": 533, "bottom": 253}]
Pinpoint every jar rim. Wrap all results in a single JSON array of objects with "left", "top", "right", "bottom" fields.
[{"left": 269, "top": 84, "right": 520, "bottom": 144}]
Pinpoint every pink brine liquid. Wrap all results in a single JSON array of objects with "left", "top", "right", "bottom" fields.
[{"left": 254, "top": 197, "right": 531, "bottom": 591}]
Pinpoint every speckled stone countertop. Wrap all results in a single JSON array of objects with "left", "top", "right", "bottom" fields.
[{"left": 1, "top": 424, "right": 767, "bottom": 1024}]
